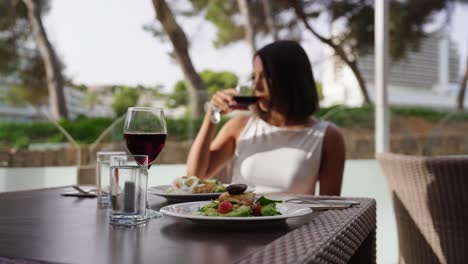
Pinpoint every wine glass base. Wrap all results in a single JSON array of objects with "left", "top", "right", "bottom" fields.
[{"left": 146, "top": 209, "right": 163, "bottom": 219}]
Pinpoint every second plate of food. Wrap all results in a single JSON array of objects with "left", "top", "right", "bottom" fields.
[{"left": 148, "top": 185, "right": 256, "bottom": 203}]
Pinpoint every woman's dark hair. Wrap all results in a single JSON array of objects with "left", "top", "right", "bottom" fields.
[{"left": 254, "top": 40, "right": 319, "bottom": 124}]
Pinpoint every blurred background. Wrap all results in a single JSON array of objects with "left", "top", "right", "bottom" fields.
[{"left": 0, "top": 1, "right": 467, "bottom": 263}]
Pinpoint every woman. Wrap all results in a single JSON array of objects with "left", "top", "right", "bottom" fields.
[{"left": 186, "top": 40, "right": 345, "bottom": 195}]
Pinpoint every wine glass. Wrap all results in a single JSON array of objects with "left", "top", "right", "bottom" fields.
[
  {"left": 211, "top": 79, "right": 256, "bottom": 123},
  {"left": 231, "top": 79, "right": 259, "bottom": 110},
  {"left": 123, "top": 107, "right": 167, "bottom": 218}
]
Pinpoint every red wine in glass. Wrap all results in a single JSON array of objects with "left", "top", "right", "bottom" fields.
[
  {"left": 232, "top": 95, "right": 264, "bottom": 110},
  {"left": 124, "top": 133, "right": 166, "bottom": 167}
]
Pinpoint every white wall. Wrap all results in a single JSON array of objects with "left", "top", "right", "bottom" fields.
[{"left": 0, "top": 167, "right": 78, "bottom": 192}]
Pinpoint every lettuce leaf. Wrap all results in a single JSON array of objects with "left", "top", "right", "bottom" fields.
[{"left": 257, "top": 196, "right": 282, "bottom": 206}]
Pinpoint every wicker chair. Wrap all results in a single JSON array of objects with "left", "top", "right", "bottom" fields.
[{"left": 376, "top": 153, "right": 468, "bottom": 264}]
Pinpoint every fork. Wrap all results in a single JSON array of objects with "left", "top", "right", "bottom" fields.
[
  {"left": 285, "top": 198, "right": 360, "bottom": 205},
  {"left": 72, "top": 185, "right": 96, "bottom": 194}
]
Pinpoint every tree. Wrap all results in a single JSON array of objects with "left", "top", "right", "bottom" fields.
[
  {"left": 5, "top": 51, "right": 49, "bottom": 110},
  {"left": 23, "top": 0, "right": 68, "bottom": 119},
  {"left": 456, "top": 0, "right": 468, "bottom": 110},
  {"left": 188, "top": 0, "right": 451, "bottom": 105},
  {"left": 237, "top": 0, "right": 256, "bottom": 56},
  {"left": 458, "top": 56, "right": 468, "bottom": 111},
  {"left": 112, "top": 87, "right": 139, "bottom": 117},
  {"left": 150, "top": 0, "right": 207, "bottom": 117},
  {"left": 261, "top": 0, "right": 278, "bottom": 41},
  {"left": 167, "top": 70, "right": 238, "bottom": 109},
  {"left": 292, "top": 0, "right": 451, "bottom": 105},
  {"left": 0, "top": 0, "right": 68, "bottom": 119},
  {"left": 188, "top": 1, "right": 290, "bottom": 48}
]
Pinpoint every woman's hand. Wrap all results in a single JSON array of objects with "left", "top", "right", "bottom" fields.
[{"left": 210, "top": 88, "right": 238, "bottom": 115}]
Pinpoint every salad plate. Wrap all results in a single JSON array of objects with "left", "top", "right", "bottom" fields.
[
  {"left": 160, "top": 201, "right": 312, "bottom": 227},
  {"left": 148, "top": 185, "right": 223, "bottom": 202},
  {"left": 148, "top": 184, "right": 255, "bottom": 203}
]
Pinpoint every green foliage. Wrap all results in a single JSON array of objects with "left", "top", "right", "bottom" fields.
[
  {"left": 311, "top": 0, "right": 448, "bottom": 60},
  {"left": 0, "top": 118, "right": 113, "bottom": 148},
  {"left": 318, "top": 105, "right": 468, "bottom": 129},
  {"left": 167, "top": 81, "right": 189, "bottom": 108},
  {"left": 167, "top": 70, "right": 238, "bottom": 109},
  {"left": 0, "top": 0, "right": 53, "bottom": 108},
  {"left": 390, "top": 106, "right": 468, "bottom": 122},
  {"left": 5, "top": 52, "right": 49, "bottom": 107},
  {"left": 14, "top": 136, "right": 30, "bottom": 149},
  {"left": 187, "top": 0, "right": 449, "bottom": 62},
  {"left": 190, "top": 1, "right": 245, "bottom": 47},
  {"left": 0, "top": 116, "right": 228, "bottom": 147},
  {"left": 203, "top": 70, "right": 238, "bottom": 97},
  {"left": 315, "top": 81, "right": 324, "bottom": 101},
  {"left": 318, "top": 105, "right": 375, "bottom": 129},
  {"left": 112, "top": 86, "right": 140, "bottom": 117},
  {"left": 165, "top": 116, "right": 229, "bottom": 141},
  {"left": 1, "top": 106, "right": 467, "bottom": 148}
]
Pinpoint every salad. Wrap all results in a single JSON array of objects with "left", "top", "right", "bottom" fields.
[
  {"left": 166, "top": 176, "right": 226, "bottom": 194},
  {"left": 194, "top": 184, "right": 282, "bottom": 217}
]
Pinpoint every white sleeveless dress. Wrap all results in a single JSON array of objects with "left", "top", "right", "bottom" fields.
[{"left": 226, "top": 116, "right": 329, "bottom": 194}]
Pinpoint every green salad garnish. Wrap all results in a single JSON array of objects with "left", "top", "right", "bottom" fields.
[{"left": 195, "top": 195, "right": 282, "bottom": 217}]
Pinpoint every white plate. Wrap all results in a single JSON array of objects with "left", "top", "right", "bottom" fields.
[
  {"left": 148, "top": 185, "right": 255, "bottom": 203},
  {"left": 160, "top": 201, "right": 312, "bottom": 228}
]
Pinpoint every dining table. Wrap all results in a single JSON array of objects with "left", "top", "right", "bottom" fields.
[{"left": 0, "top": 186, "right": 376, "bottom": 264}]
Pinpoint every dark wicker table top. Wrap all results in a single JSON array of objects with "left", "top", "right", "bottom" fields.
[{"left": 0, "top": 187, "right": 376, "bottom": 264}]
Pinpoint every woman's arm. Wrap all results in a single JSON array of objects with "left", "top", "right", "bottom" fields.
[
  {"left": 318, "top": 124, "right": 346, "bottom": 196},
  {"left": 186, "top": 108, "right": 249, "bottom": 179}
]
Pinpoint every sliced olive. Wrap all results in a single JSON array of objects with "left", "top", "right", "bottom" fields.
[{"left": 226, "top": 184, "right": 247, "bottom": 195}]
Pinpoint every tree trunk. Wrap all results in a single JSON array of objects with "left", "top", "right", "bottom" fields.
[
  {"left": 152, "top": 0, "right": 207, "bottom": 117},
  {"left": 456, "top": 59, "right": 467, "bottom": 111},
  {"left": 261, "top": 0, "right": 278, "bottom": 41},
  {"left": 23, "top": 0, "right": 68, "bottom": 119},
  {"left": 237, "top": 0, "right": 256, "bottom": 56},
  {"left": 292, "top": 0, "right": 372, "bottom": 104},
  {"left": 348, "top": 59, "right": 372, "bottom": 104}
]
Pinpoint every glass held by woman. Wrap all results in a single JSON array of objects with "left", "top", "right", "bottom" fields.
[{"left": 186, "top": 40, "right": 346, "bottom": 196}]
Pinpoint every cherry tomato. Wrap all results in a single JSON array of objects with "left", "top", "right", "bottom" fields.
[
  {"left": 252, "top": 202, "right": 262, "bottom": 216},
  {"left": 217, "top": 201, "right": 233, "bottom": 214}
]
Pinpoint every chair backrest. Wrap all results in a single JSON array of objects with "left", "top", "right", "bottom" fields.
[{"left": 376, "top": 153, "right": 468, "bottom": 264}]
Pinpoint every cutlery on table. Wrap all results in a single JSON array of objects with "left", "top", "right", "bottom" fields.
[
  {"left": 60, "top": 186, "right": 97, "bottom": 198},
  {"left": 285, "top": 198, "right": 360, "bottom": 205}
]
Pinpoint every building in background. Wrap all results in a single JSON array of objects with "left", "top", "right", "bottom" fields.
[
  {"left": 322, "top": 32, "right": 464, "bottom": 109},
  {"left": 0, "top": 84, "right": 42, "bottom": 122},
  {"left": 0, "top": 85, "right": 114, "bottom": 122}
]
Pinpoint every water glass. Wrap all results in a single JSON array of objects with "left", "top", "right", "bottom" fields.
[
  {"left": 109, "top": 154, "right": 149, "bottom": 226},
  {"left": 96, "top": 151, "right": 126, "bottom": 205}
]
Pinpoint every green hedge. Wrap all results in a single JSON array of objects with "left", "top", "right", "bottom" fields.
[
  {"left": 1, "top": 105, "right": 467, "bottom": 148},
  {"left": 0, "top": 117, "right": 113, "bottom": 148}
]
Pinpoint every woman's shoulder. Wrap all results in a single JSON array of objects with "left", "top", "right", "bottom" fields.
[
  {"left": 321, "top": 121, "right": 343, "bottom": 138},
  {"left": 322, "top": 122, "right": 345, "bottom": 151},
  {"left": 219, "top": 114, "right": 252, "bottom": 138},
  {"left": 225, "top": 113, "right": 251, "bottom": 128}
]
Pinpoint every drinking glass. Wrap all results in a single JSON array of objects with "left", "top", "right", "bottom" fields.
[
  {"left": 109, "top": 154, "right": 148, "bottom": 226},
  {"left": 123, "top": 107, "right": 167, "bottom": 218},
  {"left": 231, "top": 79, "right": 258, "bottom": 110},
  {"left": 211, "top": 79, "right": 256, "bottom": 123},
  {"left": 96, "top": 151, "right": 126, "bottom": 205}
]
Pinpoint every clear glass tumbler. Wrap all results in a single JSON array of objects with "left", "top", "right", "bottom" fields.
[
  {"left": 109, "top": 154, "right": 149, "bottom": 226},
  {"left": 96, "top": 151, "right": 126, "bottom": 205}
]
